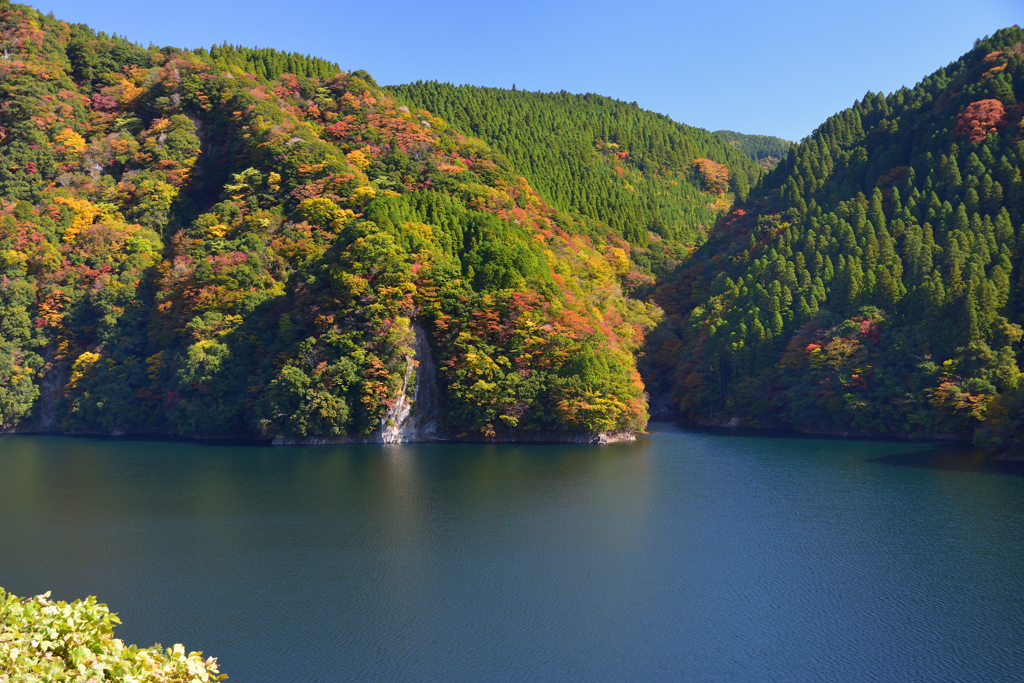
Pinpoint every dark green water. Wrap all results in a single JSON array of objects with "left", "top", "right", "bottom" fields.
[{"left": 1, "top": 425, "right": 1023, "bottom": 681}]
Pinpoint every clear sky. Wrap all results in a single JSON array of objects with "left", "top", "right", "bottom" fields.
[{"left": 26, "top": 0, "right": 1023, "bottom": 141}]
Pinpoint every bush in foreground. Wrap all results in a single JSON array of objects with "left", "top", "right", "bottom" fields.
[{"left": 0, "top": 588, "right": 225, "bottom": 682}]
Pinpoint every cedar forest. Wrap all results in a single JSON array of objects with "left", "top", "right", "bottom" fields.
[
  {"left": 645, "top": 28, "right": 1024, "bottom": 448},
  {"left": 0, "top": 1, "right": 1022, "bottom": 450}
]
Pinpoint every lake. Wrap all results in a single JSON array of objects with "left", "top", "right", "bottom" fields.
[{"left": 1, "top": 425, "right": 1022, "bottom": 681}]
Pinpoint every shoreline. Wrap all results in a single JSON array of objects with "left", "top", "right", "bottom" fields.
[
  {"left": 646, "top": 415, "right": 971, "bottom": 445},
  {"left": 0, "top": 427, "right": 638, "bottom": 446}
]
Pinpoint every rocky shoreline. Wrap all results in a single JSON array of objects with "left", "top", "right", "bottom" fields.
[
  {"left": 0, "top": 426, "right": 636, "bottom": 446},
  {"left": 271, "top": 430, "right": 636, "bottom": 446}
]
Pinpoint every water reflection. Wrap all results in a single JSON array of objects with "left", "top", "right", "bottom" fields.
[
  {"left": 0, "top": 432, "right": 1022, "bottom": 682},
  {"left": 871, "top": 444, "right": 989, "bottom": 471}
]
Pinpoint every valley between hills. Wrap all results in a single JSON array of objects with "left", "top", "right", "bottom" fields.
[{"left": 0, "top": 2, "right": 1022, "bottom": 451}]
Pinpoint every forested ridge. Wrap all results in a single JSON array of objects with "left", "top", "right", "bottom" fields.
[
  {"left": 390, "top": 82, "right": 764, "bottom": 267},
  {"left": 0, "top": 1, "right": 664, "bottom": 441},
  {"left": 4, "top": 0, "right": 1022, "bottom": 447},
  {"left": 646, "top": 27, "right": 1024, "bottom": 446},
  {"left": 714, "top": 130, "right": 791, "bottom": 170}
]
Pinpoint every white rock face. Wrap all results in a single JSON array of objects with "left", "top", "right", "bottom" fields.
[
  {"left": 377, "top": 324, "right": 441, "bottom": 443},
  {"left": 273, "top": 322, "right": 636, "bottom": 445}
]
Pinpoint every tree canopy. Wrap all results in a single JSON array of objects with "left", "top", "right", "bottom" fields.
[
  {"left": 647, "top": 28, "right": 1024, "bottom": 446},
  {"left": 391, "top": 82, "right": 764, "bottom": 259},
  {"left": 0, "top": 2, "right": 656, "bottom": 440}
]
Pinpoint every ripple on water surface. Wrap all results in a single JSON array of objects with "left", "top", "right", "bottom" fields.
[{"left": 0, "top": 426, "right": 1022, "bottom": 681}]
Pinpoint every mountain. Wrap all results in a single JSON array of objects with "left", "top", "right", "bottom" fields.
[
  {"left": 714, "top": 130, "right": 791, "bottom": 170},
  {"left": 0, "top": 2, "right": 658, "bottom": 441},
  {"left": 6, "top": 2, "right": 1017, "bottom": 448},
  {"left": 390, "top": 82, "right": 764, "bottom": 269},
  {"left": 645, "top": 27, "right": 1024, "bottom": 446}
]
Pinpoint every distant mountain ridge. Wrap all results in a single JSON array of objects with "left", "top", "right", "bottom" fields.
[
  {"left": 390, "top": 82, "right": 764, "bottom": 266},
  {"left": 714, "top": 130, "right": 791, "bottom": 170}
]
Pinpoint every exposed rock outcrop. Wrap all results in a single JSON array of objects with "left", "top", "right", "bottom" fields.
[
  {"left": 1, "top": 346, "right": 67, "bottom": 435},
  {"left": 272, "top": 323, "right": 634, "bottom": 445},
  {"left": 377, "top": 324, "right": 442, "bottom": 443}
]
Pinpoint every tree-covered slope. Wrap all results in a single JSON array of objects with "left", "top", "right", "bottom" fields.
[
  {"left": 0, "top": 2, "right": 656, "bottom": 440},
  {"left": 198, "top": 43, "right": 341, "bottom": 81},
  {"left": 715, "top": 130, "right": 791, "bottom": 170},
  {"left": 390, "top": 82, "right": 764, "bottom": 267},
  {"left": 646, "top": 28, "right": 1024, "bottom": 445}
]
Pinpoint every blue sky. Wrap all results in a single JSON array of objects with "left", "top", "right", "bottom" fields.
[{"left": 28, "top": 0, "right": 1022, "bottom": 141}]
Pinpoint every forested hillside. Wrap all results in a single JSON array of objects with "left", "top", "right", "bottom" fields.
[
  {"left": 0, "top": 2, "right": 657, "bottom": 441},
  {"left": 390, "top": 83, "right": 763, "bottom": 269},
  {"left": 715, "top": 130, "right": 791, "bottom": 170},
  {"left": 646, "top": 28, "right": 1024, "bottom": 446},
  {"left": 198, "top": 43, "right": 341, "bottom": 81},
  {"left": 7, "top": 0, "right": 1020, "bottom": 447}
]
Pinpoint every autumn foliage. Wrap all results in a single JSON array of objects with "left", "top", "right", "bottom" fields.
[
  {"left": 692, "top": 159, "right": 730, "bottom": 194},
  {"left": 954, "top": 99, "right": 1009, "bottom": 143},
  {"left": 644, "top": 25, "right": 1024, "bottom": 446},
  {"left": 0, "top": 2, "right": 656, "bottom": 440}
]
